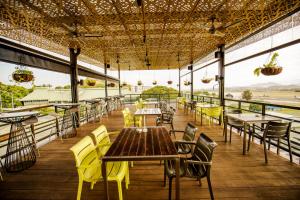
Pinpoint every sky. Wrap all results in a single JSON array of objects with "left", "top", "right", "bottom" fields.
[{"left": 1, "top": 23, "right": 299, "bottom": 91}]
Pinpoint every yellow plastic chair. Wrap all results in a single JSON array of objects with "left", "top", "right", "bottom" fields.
[
  {"left": 122, "top": 109, "right": 142, "bottom": 127},
  {"left": 203, "top": 106, "right": 223, "bottom": 125},
  {"left": 70, "top": 136, "right": 129, "bottom": 200},
  {"left": 177, "top": 97, "right": 186, "bottom": 109},
  {"left": 91, "top": 124, "right": 134, "bottom": 167},
  {"left": 135, "top": 101, "right": 144, "bottom": 109}
]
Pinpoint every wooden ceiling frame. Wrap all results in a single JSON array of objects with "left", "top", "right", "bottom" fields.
[{"left": 0, "top": 0, "right": 299, "bottom": 71}]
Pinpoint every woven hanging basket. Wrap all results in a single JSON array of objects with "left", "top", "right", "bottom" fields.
[
  {"left": 167, "top": 80, "right": 173, "bottom": 84},
  {"left": 12, "top": 73, "right": 34, "bottom": 82},
  {"left": 201, "top": 78, "right": 212, "bottom": 84},
  {"left": 261, "top": 67, "right": 282, "bottom": 76},
  {"left": 152, "top": 81, "right": 157, "bottom": 85}
]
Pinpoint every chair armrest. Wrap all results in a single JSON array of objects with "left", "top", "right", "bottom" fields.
[
  {"left": 169, "top": 130, "right": 185, "bottom": 133},
  {"left": 78, "top": 161, "right": 100, "bottom": 169},
  {"left": 108, "top": 131, "right": 120, "bottom": 136},
  {"left": 97, "top": 143, "right": 112, "bottom": 148},
  {"left": 185, "top": 160, "right": 212, "bottom": 166},
  {"left": 174, "top": 140, "right": 196, "bottom": 145}
]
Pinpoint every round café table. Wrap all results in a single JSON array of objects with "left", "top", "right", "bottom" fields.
[{"left": 0, "top": 111, "right": 39, "bottom": 172}]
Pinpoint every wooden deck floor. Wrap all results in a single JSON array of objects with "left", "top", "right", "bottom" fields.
[{"left": 0, "top": 108, "right": 299, "bottom": 200}]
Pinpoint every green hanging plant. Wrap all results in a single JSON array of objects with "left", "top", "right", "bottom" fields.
[
  {"left": 12, "top": 66, "right": 34, "bottom": 83},
  {"left": 254, "top": 52, "right": 282, "bottom": 76}
]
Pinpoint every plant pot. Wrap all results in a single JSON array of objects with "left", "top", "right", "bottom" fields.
[
  {"left": 261, "top": 67, "right": 282, "bottom": 76},
  {"left": 87, "top": 81, "right": 96, "bottom": 86},
  {"left": 13, "top": 73, "right": 34, "bottom": 82},
  {"left": 167, "top": 80, "right": 173, "bottom": 85},
  {"left": 137, "top": 81, "right": 142, "bottom": 86},
  {"left": 152, "top": 81, "right": 157, "bottom": 85},
  {"left": 108, "top": 83, "right": 115, "bottom": 87},
  {"left": 201, "top": 79, "right": 212, "bottom": 84}
]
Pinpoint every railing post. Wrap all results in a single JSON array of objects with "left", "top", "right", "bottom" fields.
[
  {"left": 262, "top": 104, "right": 266, "bottom": 115},
  {"left": 238, "top": 101, "right": 242, "bottom": 110}
]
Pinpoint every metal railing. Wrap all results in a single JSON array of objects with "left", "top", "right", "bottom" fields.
[{"left": 182, "top": 93, "right": 300, "bottom": 160}]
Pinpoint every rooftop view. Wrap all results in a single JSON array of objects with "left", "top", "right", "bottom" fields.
[{"left": 0, "top": 1, "right": 299, "bottom": 200}]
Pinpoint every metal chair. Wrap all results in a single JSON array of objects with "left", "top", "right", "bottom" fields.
[
  {"left": 224, "top": 109, "right": 244, "bottom": 142},
  {"left": 164, "top": 133, "right": 217, "bottom": 200},
  {"left": 156, "top": 107, "right": 176, "bottom": 131},
  {"left": 247, "top": 121, "right": 293, "bottom": 163},
  {"left": 169, "top": 122, "right": 197, "bottom": 155}
]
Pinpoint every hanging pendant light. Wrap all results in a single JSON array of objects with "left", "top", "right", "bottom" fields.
[
  {"left": 152, "top": 69, "right": 157, "bottom": 85},
  {"left": 137, "top": 70, "right": 143, "bottom": 86},
  {"left": 201, "top": 68, "right": 213, "bottom": 84}
]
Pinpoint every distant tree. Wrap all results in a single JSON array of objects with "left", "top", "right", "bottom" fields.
[
  {"left": 0, "top": 83, "right": 32, "bottom": 108},
  {"left": 142, "top": 86, "right": 178, "bottom": 99},
  {"left": 55, "top": 86, "right": 63, "bottom": 89},
  {"left": 63, "top": 85, "right": 71, "bottom": 89},
  {"left": 249, "top": 103, "right": 262, "bottom": 112},
  {"left": 242, "top": 90, "right": 253, "bottom": 101}
]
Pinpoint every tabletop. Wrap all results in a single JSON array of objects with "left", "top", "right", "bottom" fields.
[
  {"left": 196, "top": 104, "right": 219, "bottom": 108},
  {"left": 0, "top": 111, "right": 39, "bottom": 119},
  {"left": 135, "top": 108, "right": 162, "bottom": 116},
  {"left": 226, "top": 113, "right": 281, "bottom": 123},
  {"left": 103, "top": 126, "right": 178, "bottom": 161}
]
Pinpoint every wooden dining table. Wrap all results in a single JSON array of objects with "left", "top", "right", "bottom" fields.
[
  {"left": 224, "top": 113, "right": 281, "bottom": 155},
  {"left": 102, "top": 126, "right": 180, "bottom": 200}
]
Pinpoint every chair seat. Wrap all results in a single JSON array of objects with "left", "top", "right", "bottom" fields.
[{"left": 106, "top": 162, "right": 128, "bottom": 181}]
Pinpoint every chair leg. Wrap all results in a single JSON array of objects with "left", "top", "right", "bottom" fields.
[
  {"left": 207, "top": 174, "right": 214, "bottom": 200},
  {"left": 170, "top": 122, "right": 174, "bottom": 132},
  {"left": 268, "top": 138, "right": 271, "bottom": 150},
  {"left": 229, "top": 126, "right": 232, "bottom": 143},
  {"left": 125, "top": 165, "right": 130, "bottom": 189},
  {"left": 130, "top": 161, "right": 134, "bottom": 167},
  {"left": 287, "top": 138, "right": 293, "bottom": 163},
  {"left": 90, "top": 181, "right": 95, "bottom": 190},
  {"left": 277, "top": 138, "right": 280, "bottom": 155},
  {"left": 117, "top": 181, "right": 123, "bottom": 200},
  {"left": 168, "top": 177, "right": 173, "bottom": 200},
  {"left": 263, "top": 138, "right": 268, "bottom": 164},
  {"left": 163, "top": 165, "right": 167, "bottom": 187},
  {"left": 77, "top": 178, "right": 83, "bottom": 200}
]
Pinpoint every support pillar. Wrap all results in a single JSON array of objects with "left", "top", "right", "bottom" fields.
[
  {"left": 69, "top": 47, "right": 80, "bottom": 127},
  {"left": 104, "top": 63, "right": 108, "bottom": 98},
  {"left": 178, "top": 68, "right": 181, "bottom": 97},
  {"left": 217, "top": 44, "right": 225, "bottom": 107},
  {"left": 118, "top": 61, "right": 121, "bottom": 96},
  {"left": 189, "top": 63, "right": 193, "bottom": 100}
]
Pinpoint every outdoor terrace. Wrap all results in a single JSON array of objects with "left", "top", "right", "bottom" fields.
[{"left": 0, "top": 107, "right": 299, "bottom": 200}]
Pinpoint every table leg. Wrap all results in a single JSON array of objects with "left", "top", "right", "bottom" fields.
[
  {"left": 102, "top": 161, "right": 109, "bottom": 200},
  {"left": 243, "top": 123, "right": 247, "bottom": 155},
  {"left": 200, "top": 108, "right": 203, "bottom": 126},
  {"left": 143, "top": 115, "right": 146, "bottom": 127},
  {"left": 175, "top": 157, "right": 180, "bottom": 200},
  {"left": 224, "top": 117, "right": 227, "bottom": 143}
]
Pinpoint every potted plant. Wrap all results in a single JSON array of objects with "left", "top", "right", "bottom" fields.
[
  {"left": 137, "top": 80, "right": 143, "bottom": 86},
  {"left": 254, "top": 52, "right": 282, "bottom": 76},
  {"left": 86, "top": 79, "right": 96, "bottom": 86},
  {"left": 201, "top": 78, "right": 213, "bottom": 84},
  {"left": 107, "top": 82, "right": 115, "bottom": 87},
  {"left": 184, "top": 80, "right": 191, "bottom": 86},
  {"left": 152, "top": 80, "right": 157, "bottom": 85},
  {"left": 167, "top": 80, "right": 173, "bottom": 85},
  {"left": 12, "top": 67, "right": 34, "bottom": 83}
]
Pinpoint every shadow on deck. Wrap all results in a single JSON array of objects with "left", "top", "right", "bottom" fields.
[{"left": 0, "top": 108, "right": 299, "bottom": 200}]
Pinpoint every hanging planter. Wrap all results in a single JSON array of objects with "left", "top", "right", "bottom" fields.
[
  {"left": 86, "top": 79, "right": 96, "bottom": 86},
  {"left": 122, "top": 82, "right": 127, "bottom": 86},
  {"left": 12, "top": 67, "right": 34, "bottom": 83},
  {"left": 152, "top": 80, "right": 157, "bottom": 85},
  {"left": 254, "top": 52, "right": 282, "bottom": 76},
  {"left": 137, "top": 80, "right": 143, "bottom": 86},
  {"left": 107, "top": 82, "right": 115, "bottom": 87},
  {"left": 201, "top": 78, "right": 213, "bottom": 84},
  {"left": 167, "top": 80, "right": 173, "bottom": 85},
  {"left": 184, "top": 81, "right": 191, "bottom": 86}
]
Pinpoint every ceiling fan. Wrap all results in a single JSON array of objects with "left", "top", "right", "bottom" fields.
[
  {"left": 62, "top": 22, "right": 103, "bottom": 39},
  {"left": 204, "top": 15, "right": 242, "bottom": 37}
]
